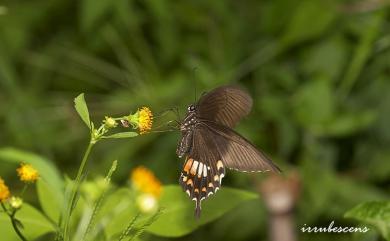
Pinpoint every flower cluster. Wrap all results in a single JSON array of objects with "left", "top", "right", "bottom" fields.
[
  {"left": 0, "top": 163, "right": 39, "bottom": 206},
  {"left": 131, "top": 166, "right": 162, "bottom": 213},
  {"left": 92, "top": 107, "right": 153, "bottom": 143},
  {"left": 1, "top": 162, "right": 40, "bottom": 240}
]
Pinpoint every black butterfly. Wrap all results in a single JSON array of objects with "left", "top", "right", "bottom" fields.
[{"left": 177, "top": 85, "right": 281, "bottom": 218}]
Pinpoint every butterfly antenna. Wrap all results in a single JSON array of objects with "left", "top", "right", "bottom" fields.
[
  {"left": 192, "top": 67, "right": 198, "bottom": 103},
  {"left": 153, "top": 120, "right": 179, "bottom": 130},
  {"left": 155, "top": 108, "right": 177, "bottom": 119}
]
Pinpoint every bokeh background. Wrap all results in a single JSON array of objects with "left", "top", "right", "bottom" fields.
[{"left": 0, "top": 0, "right": 389, "bottom": 241}]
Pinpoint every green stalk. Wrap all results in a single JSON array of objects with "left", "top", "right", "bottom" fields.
[
  {"left": 1, "top": 202, "right": 27, "bottom": 241},
  {"left": 338, "top": 11, "right": 384, "bottom": 99},
  {"left": 62, "top": 140, "right": 95, "bottom": 241}
]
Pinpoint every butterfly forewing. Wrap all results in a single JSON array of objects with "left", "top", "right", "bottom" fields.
[{"left": 196, "top": 86, "right": 253, "bottom": 128}]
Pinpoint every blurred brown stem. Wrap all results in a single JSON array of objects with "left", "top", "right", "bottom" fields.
[{"left": 260, "top": 172, "right": 300, "bottom": 241}]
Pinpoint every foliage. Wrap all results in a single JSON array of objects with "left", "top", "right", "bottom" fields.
[
  {"left": 0, "top": 0, "right": 390, "bottom": 241},
  {"left": 0, "top": 94, "right": 258, "bottom": 241},
  {"left": 345, "top": 201, "right": 390, "bottom": 241}
]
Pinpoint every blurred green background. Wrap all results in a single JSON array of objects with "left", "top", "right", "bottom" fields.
[{"left": 0, "top": 0, "right": 389, "bottom": 240}]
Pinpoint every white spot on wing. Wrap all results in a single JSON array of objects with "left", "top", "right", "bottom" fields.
[
  {"left": 191, "top": 161, "right": 199, "bottom": 175},
  {"left": 198, "top": 162, "right": 203, "bottom": 177}
]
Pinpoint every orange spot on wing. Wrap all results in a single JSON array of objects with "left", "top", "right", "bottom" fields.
[{"left": 183, "top": 158, "right": 193, "bottom": 173}]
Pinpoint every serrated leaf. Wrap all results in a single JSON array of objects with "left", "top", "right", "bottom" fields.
[
  {"left": 345, "top": 201, "right": 390, "bottom": 241},
  {"left": 147, "top": 185, "right": 258, "bottom": 237},
  {"left": 103, "top": 132, "right": 138, "bottom": 139},
  {"left": 74, "top": 93, "right": 92, "bottom": 129}
]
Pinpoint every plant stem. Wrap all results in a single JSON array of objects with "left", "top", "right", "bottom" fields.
[
  {"left": 20, "top": 184, "right": 28, "bottom": 197},
  {"left": 1, "top": 202, "right": 28, "bottom": 241},
  {"left": 118, "top": 213, "right": 140, "bottom": 241},
  {"left": 62, "top": 140, "right": 95, "bottom": 241}
]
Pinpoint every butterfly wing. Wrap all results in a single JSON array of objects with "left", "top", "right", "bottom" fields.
[
  {"left": 196, "top": 85, "right": 253, "bottom": 128},
  {"left": 200, "top": 120, "right": 281, "bottom": 173},
  {"left": 179, "top": 126, "right": 225, "bottom": 218}
]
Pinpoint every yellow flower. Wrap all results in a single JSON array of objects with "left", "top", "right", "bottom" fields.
[
  {"left": 0, "top": 177, "right": 10, "bottom": 202},
  {"left": 17, "top": 163, "right": 39, "bottom": 183},
  {"left": 137, "top": 107, "right": 153, "bottom": 134},
  {"left": 131, "top": 166, "right": 162, "bottom": 198}
]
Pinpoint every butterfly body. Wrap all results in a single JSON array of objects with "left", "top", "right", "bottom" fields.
[
  {"left": 177, "top": 85, "right": 280, "bottom": 218},
  {"left": 176, "top": 106, "right": 197, "bottom": 158}
]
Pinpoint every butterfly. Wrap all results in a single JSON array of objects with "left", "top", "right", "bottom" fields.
[{"left": 177, "top": 85, "right": 281, "bottom": 218}]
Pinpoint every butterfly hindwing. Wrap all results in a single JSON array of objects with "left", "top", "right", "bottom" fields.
[
  {"left": 179, "top": 156, "right": 225, "bottom": 218},
  {"left": 201, "top": 121, "right": 281, "bottom": 173}
]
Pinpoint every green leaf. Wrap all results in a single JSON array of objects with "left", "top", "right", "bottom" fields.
[
  {"left": 100, "top": 188, "right": 138, "bottom": 239},
  {"left": 319, "top": 111, "right": 376, "bottom": 136},
  {"left": 0, "top": 147, "right": 64, "bottom": 192},
  {"left": 293, "top": 78, "right": 334, "bottom": 129},
  {"left": 37, "top": 179, "right": 63, "bottom": 223},
  {"left": 74, "top": 93, "right": 92, "bottom": 129},
  {"left": 103, "top": 132, "right": 139, "bottom": 139},
  {"left": 345, "top": 201, "right": 390, "bottom": 241},
  {"left": 147, "top": 185, "right": 258, "bottom": 237},
  {"left": 0, "top": 203, "right": 55, "bottom": 240},
  {"left": 281, "top": 0, "right": 336, "bottom": 47},
  {"left": 300, "top": 36, "right": 348, "bottom": 82}
]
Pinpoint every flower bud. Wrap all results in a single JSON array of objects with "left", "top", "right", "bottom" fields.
[
  {"left": 9, "top": 196, "right": 23, "bottom": 210},
  {"left": 103, "top": 116, "right": 117, "bottom": 129}
]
